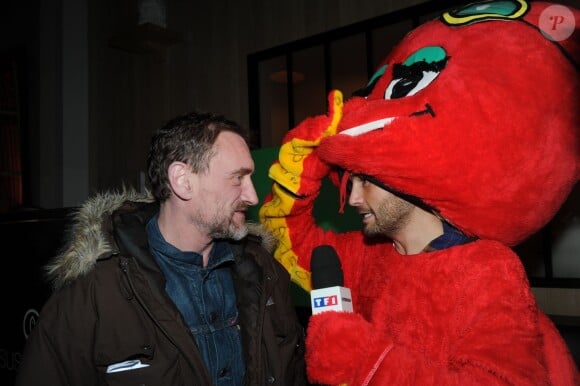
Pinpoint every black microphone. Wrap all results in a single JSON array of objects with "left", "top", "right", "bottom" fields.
[
  {"left": 311, "top": 245, "right": 344, "bottom": 288},
  {"left": 310, "top": 245, "right": 353, "bottom": 314}
]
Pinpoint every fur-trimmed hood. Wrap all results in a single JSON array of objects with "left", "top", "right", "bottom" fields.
[{"left": 46, "top": 189, "right": 277, "bottom": 290}]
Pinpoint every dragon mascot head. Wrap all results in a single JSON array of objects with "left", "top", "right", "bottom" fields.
[{"left": 318, "top": 0, "right": 578, "bottom": 246}]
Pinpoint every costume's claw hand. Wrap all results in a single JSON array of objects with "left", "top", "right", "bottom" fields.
[
  {"left": 259, "top": 90, "right": 343, "bottom": 292},
  {"left": 287, "top": 89, "right": 343, "bottom": 148},
  {"left": 306, "top": 311, "right": 390, "bottom": 386},
  {"left": 268, "top": 90, "right": 343, "bottom": 196}
]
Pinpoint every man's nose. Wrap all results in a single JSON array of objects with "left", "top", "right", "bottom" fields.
[
  {"left": 243, "top": 180, "right": 259, "bottom": 206},
  {"left": 348, "top": 184, "right": 362, "bottom": 206}
]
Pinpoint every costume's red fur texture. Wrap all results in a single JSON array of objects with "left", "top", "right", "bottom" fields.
[{"left": 260, "top": 1, "right": 579, "bottom": 384}]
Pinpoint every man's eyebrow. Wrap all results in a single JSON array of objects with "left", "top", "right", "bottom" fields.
[{"left": 231, "top": 167, "right": 254, "bottom": 176}]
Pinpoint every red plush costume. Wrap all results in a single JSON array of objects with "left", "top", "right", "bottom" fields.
[{"left": 260, "top": 1, "right": 579, "bottom": 385}]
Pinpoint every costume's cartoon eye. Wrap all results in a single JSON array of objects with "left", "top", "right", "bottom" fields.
[{"left": 384, "top": 46, "right": 448, "bottom": 100}]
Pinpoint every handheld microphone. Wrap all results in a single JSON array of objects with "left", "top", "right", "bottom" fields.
[{"left": 310, "top": 245, "right": 353, "bottom": 315}]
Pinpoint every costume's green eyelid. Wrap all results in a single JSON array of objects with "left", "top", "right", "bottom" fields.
[{"left": 403, "top": 46, "right": 446, "bottom": 66}]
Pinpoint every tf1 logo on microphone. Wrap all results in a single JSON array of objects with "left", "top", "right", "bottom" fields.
[
  {"left": 313, "top": 295, "right": 339, "bottom": 308},
  {"left": 310, "top": 286, "right": 353, "bottom": 315}
]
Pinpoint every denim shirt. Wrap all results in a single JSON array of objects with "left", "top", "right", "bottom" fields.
[
  {"left": 146, "top": 214, "right": 245, "bottom": 385},
  {"left": 424, "top": 220, "right": 476, "bottom": 252}
]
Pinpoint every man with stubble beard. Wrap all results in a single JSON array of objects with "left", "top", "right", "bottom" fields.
[{"left": 16, "top": 110, "right": 307, "bottom": 386}]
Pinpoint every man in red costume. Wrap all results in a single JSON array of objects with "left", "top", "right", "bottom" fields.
[{"left": 260, "top": 1, "right": 579, "bottom": 385}]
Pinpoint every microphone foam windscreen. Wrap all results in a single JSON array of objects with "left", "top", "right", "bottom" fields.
[{"left": 310, "top": 245, "right": 344, "bottom": 289}]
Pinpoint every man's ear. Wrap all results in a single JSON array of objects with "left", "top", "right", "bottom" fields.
[{"left": 168, "top": 161, "right": 193, "bottom": 200}]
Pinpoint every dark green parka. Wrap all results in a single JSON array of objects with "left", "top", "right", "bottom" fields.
[{"left": 15, "top": 190, "right": 307, "bottom": 386}]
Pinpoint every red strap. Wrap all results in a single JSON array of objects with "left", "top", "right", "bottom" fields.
[{"left": 338, "top": 170, "right": 350, "bottom": 214}]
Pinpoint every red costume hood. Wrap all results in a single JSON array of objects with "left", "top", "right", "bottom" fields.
[{"left": 318, "top": 0, "right": 579, "bottom": 246}]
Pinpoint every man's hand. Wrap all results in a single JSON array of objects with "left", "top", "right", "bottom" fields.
[{"left": 306, "top": 311, "right": 393, "bottom": 386}]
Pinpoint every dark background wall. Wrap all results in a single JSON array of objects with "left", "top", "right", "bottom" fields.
[{"left": 1, "top": 0, "right": 431, "bottom": 210}]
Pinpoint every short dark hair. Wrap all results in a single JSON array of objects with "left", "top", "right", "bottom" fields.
[{"left": 147, "top": 110, "right": 249, "bottom": 201}]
